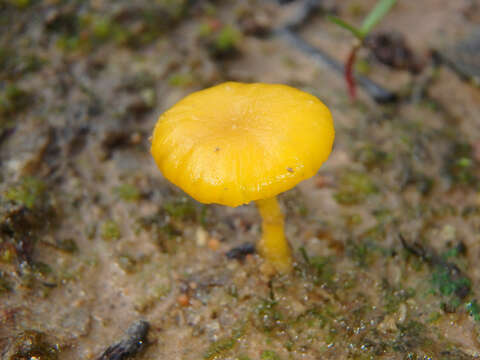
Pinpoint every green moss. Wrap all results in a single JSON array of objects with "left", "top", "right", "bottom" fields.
[
  {"left": 346, "top": 239, "right": 376, "bottom": 267},
  {"left": 5, "top": 0, "right": 30, "bottom": 8},
  {"left": 355, "top": 58, "right": 371, "bottom": 75},
  {"left": 136, "top": 214, "right": 183, "bottom": 253},
  {"left": 298, "top": 247, "right": 338, "bottom": 287},
  {"left": 310, "top": 256, "right": 335, "bottom": 286},
  {"left": 290, "top": 306, "right": 330, "bottom": 330},
  {"left": 30, "top": 261, "right": 57, "bottom": 287},
  {"left": 91, "top": 17, "right": 114, "bottom": 40},
  {"left": 0, "top": 271, "right": 13, "bottom": 294},
  {"left": 168, "top": 72, "right": 195, "bottom": 87},
  {"left": 140, "top": 88, "right": 156, "bottom": 108},
  {"left": 0, "top": 47, "right": 44, "bottom": 79},
  {"left": 372, "top": 208, "right": 395, "bottom": 225},
  {"left": 392, "top": 321, "right": 430, "bottom": 353},
  {"left": 89, "top": 16, "right": 129, "bottom": 46},
  {"left": 253, "top": 299, "right": 282, "bottom": 332},
  {"left": 204, "top": 337, "right": 237, "bottom": 360},
  {"left": 334, "top": 171, "right": 378, "bottom": 205},
  {"left": 427, "top": 311, "right": 442, "bottom": 323},
  {"left": 443, "top": 142, "right": 478, "bottom": 188},
  {"left": 215, "top": 25, "right": 240, "bottom": 53},
  {"left": 344, "top": 213, "right": 363, "bottom": 227},
  {"left": 101, "top": 220, "right": 121, "bottom": 241},
  {"left": 382, "top": 279, "right": 415, "bottom": 314},
  {"left": 236, "top": 356, "right": 251, "bottom": 360},
  {"left": 55, "top": 14, "right": 129, "bottom": 52},
  {"left": 441, "top": 243, "right": 466, "bottom": 260},
  {"left": 198, "top": 22, "right": 214, "bottom": 37},
  {"left": 203, "top": 326, "right": 244, "bottom": 360},
  {"left": 431, "top": 266, "right": 470, "bottom": 298},
  {"left": 56, "top": 35, "right": 82, "bottom": 52},
  {"left": 164, "top": 197, "right": 197, "bottom": 221},
  {"left": 114, "top": 184, "right": 140, "bottom": 202},
  {"left": 0, "top": 84, "right": 31, "bottom": 118},
  {"left": 260, "top": 350, "right": 282, "bottom": 360},
  {"left": 156, "top": 0, "right": 188, "bottom": 19},
  {"left": 0, "top": 244, "right": 16, "bottom": 263},
  {"left": 55, "top": 238, "right": 78, "bottom": 253},
  {"left": 109, "top": 2, "right": 188, "bottom": 48},
  {"left": 9, "top": 330, "right": 58, "bottom": 360},
  {"left": 134, "top": 282, "right": 172, "bottom": 313},
  {"left": 200, "top": 24, "right": 241, "bottom": 57},
  {"left": 4, "top": 177, "right": 46, "bottom": 209},
  {"left": 465, "top": 300, "right": 480, "bottom": 322}
]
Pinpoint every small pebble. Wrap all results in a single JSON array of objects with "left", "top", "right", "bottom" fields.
[
  {"left": 314, "top": 175, "right": 331, "bottom": 188},
  {"left": 130, "top": 132, "right": 142, "bottom": 144},
  {"left": 207, "top": 237, "right": 220, "bottom": 251},
  {"left": 177, "top": 294, "right": 190, "bottom": 307},
  {"left": 259, "top": 262, "right": 276, "bottom": 277},
  {"left": 195, "top": 227, "right": 207, "bottom": 247}
]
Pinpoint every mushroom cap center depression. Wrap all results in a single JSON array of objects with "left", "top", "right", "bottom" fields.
[{"left": 151, "top": 82, "right": 335, "bottom": 207}]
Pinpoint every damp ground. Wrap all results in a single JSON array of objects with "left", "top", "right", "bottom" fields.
[{"left": 1, "top": 1, "right": 480, "bottom": 359}]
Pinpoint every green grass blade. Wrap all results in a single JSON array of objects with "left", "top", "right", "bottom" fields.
[
  {"left": 327, "top": 15, "right": 364, "bottom": 41},
  {"left": 360, "top": 0, "right": 397, "bottom": 36}
]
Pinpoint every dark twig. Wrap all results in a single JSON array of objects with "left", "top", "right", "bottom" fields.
[
  {"left": 398, "top": 233, "right": 429, "bottom": 262},
  {"left": 97, "top": 320, "right": 150, "bottom": 360},
  {"left": 399, "top": 234, "right": 470, "bottom": 300},
  {"left": 274, "top": 0, "right": 397, "bottom": 103},
  {"left": 277, "top": 28, "right": 397, "bottom": 103}
]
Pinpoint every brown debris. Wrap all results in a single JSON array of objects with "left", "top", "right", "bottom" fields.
[
  {"left": 177, "top": 293, "right": 190, "bottom": 307},
  {"left": 365, "top": 32, "right": 424, "bottom": 74}
]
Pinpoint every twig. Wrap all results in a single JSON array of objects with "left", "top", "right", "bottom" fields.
[
  {"left": 277, "top": 28, "right": 397, "bottom": 103},
  {"left": 399, "top": 234, "right": 470, "bottom": 299}
]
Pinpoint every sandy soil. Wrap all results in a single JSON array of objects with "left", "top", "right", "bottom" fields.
[{"left": 1, "top": 0, "right": 480, "bottom": 359}]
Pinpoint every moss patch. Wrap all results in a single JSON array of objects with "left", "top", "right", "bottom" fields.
[
  {"left": 8, "top": 330, "right": 58, "bottom": 360},
  {"left": 3, "top": 177, "right": 46, "bottom": 209},
  {"left": 101, "top": 220, "right": 121, "bottom": 241},
  {"left": 334, "top": 170, "right": 378, "bottom": 205}
]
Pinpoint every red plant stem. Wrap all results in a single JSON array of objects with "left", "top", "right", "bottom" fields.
[{"left": 345, "top": 44, "right": 361, "bottom": 101}]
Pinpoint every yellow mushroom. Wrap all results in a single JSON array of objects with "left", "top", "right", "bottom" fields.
[{"left": 151, "top": 82, "right": 334, "bottom": 273}]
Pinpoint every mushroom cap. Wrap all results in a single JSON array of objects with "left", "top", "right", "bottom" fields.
[{"left": 151, "top": 82, "right": 334, "bottom": 207}]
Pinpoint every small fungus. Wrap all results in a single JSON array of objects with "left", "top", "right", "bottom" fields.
[{"left": 151, "top": 82, "right": 334, "bottom": 273}]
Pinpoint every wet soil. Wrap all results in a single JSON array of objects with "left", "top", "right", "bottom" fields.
[{"left": 1, "top": 0, "right": 480, "bottom": 359}]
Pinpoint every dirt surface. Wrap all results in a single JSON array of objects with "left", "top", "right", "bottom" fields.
[{"left": 1, "top": 0, "right": 480, "bottom": 359}]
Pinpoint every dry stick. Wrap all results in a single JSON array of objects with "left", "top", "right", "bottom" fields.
[
  {"left": 273, "top": 0, "right": 396, "bottom": 103},
  {"left": 277, "top": 28, "right": 397, "bottom": 103}
]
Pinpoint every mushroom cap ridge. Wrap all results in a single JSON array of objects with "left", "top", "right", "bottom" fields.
[{"left": 151, "top": 82, "right": 334, "bottom": 207}]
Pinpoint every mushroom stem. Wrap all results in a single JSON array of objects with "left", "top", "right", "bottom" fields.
[{"left": 255, "top": 196, "right": 293, "bottom": 273}]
